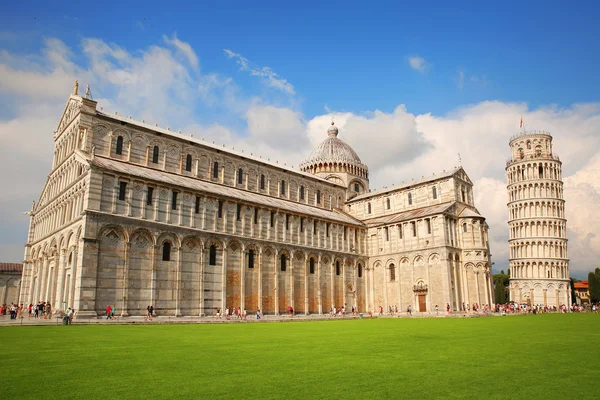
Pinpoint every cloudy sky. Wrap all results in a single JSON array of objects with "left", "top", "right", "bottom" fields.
[{"left": 1, "top": 2, "right": 599, "bottom": 278}]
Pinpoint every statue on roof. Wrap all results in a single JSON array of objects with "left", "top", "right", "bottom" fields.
[{"left": 73, "top": 80, "right": 79, "bottom": 95}]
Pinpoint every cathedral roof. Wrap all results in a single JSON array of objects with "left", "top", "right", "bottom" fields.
[
  {"left": 300, "top": 122, "right": 365, "bottom": 168},
  {"left": 458, "top": 206, "right": 483, "bottom": 219},
  {"left": 347, "top": 167, "right": 465, "bottom": 203},
  {"left": 361, "top": 202, "right": 455, "bottom": 228}
]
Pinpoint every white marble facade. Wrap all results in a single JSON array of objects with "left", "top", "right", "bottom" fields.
[
  {"left": 506, "top": 131, "right": 571, "bottom": 306},
  {"left": 19, "top": 85, "right": 494, "bottom": 317}
]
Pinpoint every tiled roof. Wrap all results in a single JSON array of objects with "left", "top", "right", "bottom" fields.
[
  {"left": 0, "top": 263, "right": 23, "bottom": 273},
  {"left": 348, "top": 168, "right": 462, "bottom": 203},
  {"left": 361, "top": 202, "right": 455, "bottom": 228},
  {"left": 458, "top": 206, "right": 484, "bottom": 219},
  {"left": 91, "top": 156, "right": 364, "bottom": 226},
  {"left": 574, "top": 280, "right": 588, "bottom": 289}
]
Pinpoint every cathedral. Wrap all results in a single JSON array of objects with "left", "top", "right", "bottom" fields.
[{"left": 19, "top": 83, "right": 494, "bottom": 318}]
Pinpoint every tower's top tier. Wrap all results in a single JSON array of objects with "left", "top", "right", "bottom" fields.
[{"left": 507, "top": 130, "right": 559, "bottom": 167}]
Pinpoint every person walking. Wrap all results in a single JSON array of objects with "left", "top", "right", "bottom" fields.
[
  {"left": 111, "top": 305, "right": 115, "bottom": 319},
  {"left": 106, "top": 305, "right": 112, "bottom": 320}
]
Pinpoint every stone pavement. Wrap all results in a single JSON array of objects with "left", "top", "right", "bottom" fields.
[{"left": 0, "top": 311, "right": 498, "bottom": 327}]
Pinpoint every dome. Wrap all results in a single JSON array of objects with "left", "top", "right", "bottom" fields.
[{"left": 303, "top": 122, "right": 363, "bottom": 166}]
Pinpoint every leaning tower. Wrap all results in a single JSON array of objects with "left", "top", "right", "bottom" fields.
[{"left": 506, "top": 131, "right": 570, "bottom": 307}]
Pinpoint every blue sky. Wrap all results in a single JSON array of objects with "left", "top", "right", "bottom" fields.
[
  {"left": 1, "top": 1, "right": 599, "bottom": 278},
  {"left": 2, "top": 1, "right": 599, "bottom": 118}
]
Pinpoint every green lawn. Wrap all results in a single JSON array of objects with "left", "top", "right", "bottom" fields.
[{"left": 1, "top": 314, "right": 598, "bottom": 399}]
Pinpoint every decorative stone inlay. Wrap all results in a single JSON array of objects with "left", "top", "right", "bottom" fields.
[{"left": 102, "top": 177, "right": 114, "bottom": 188}]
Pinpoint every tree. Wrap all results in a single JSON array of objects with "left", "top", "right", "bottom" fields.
[
  {"left": 588, "top": 268, "right": 600, "bottom": 304},
  {"left": 493, "top": 270, "right": 510, "bottom": 304}
]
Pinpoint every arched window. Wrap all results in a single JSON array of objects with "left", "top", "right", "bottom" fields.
[
  {"left": 316, "top": 190, "right": 321, "bottom": 204},
  {"left": 116, "top": 136, "right": 123, "bottom": 155},
  {"left": 309, "top": 258, "right": 315, "bottom": 274},
  {"left": 280, "top": 254, "right": 287, "bottom": 272},
  {"left": 408, "top": 193, "right": 412, "bottom": 205},
  {"left": 238, "top": 168, "right": 243, "bottom": 184},
  {"left": 354, "top": 183, "right": 360, "bottom": 192},
  {"left": 213, "top": 161, "right": 219, "bottom": 179},
  {"left": 461, "top": 189, "right": 466, "bottom": 202},
  {"left": 389, "top": 264, "right": 396, "bottom": 282},
  {"left": 518, "top": 148, "right": 524, "bottom": 159},
  {"left": 386, "top": 198, "right": 391, "bottom": 210},
  {"left": 300, "top": 186, "right": 305, "bottom": 200},
  {"left": 335, "top": 261, "right": 340, "bottom": 276},
  {"left": 185, "top": 154, "right": 192, "bottom": 172},
  {"left": 367, "top": 202, "right": 372, "bottom": 214},
  {"left": 358, "top": 264, "right": 363, "bottom": 278},
  {"left": 526, "top": 141, "right": 531, "bottom": 149},
  {"left": 281, "top": 180, "right": 286, "bottom": 196},
  {"left": 152, "top": 146, "right": 159, "bottom": 164},
  {"left": 260, "top": 174, "right": 265, "bottom": 190},
  {"left": 463, "top": 223, "right": 467, "bottom": 233},
  {"left": 433, "top": 186, "right": 437, "bottom": 199},
  {"left": 538, "top": 165, "right": 543, "bottom": 177},
  {"left": 209, "top": 245, "right": 217, "bottom": 266},
  {"left": 162, "top": 242, "right": 171, "bottom": 261}
]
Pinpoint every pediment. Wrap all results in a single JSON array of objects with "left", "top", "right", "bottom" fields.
[{"left": 54, "top": 95, "right": 83, "bottom": 138}]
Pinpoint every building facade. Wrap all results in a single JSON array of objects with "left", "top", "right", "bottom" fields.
[
  {"left": 19, "top": 84, "right": 494, "bottom": 317},
  {"left": 506, "top": 131, "right": 571, "bottom": 306}
]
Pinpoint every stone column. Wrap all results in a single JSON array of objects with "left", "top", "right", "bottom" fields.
[
  {"left": 289, "top": 251, "right": 294, "bottom": 314},
  {"left": 178, "top": 192, "right": 183, "bottom": 226},
  {"left": 257, "top": 249, "right": 263, "bottom": 313},
  {"left": 274, "top": 248, "right": 279, "bottom": 315},
  {"left": 474, "top": 269, "right": 481, "bottom": 307},
  {"left": 452, "top": 263, "right": 459, "bottom": 311},
  {"left": 150, "top": 245, "right": 158, "bottom": 307},
  {"left": 153, "top": 188, "right": 160, "bottom": 221},
  {"left": 145, "top": 145, "right": 150, "bottom": 165},
  {"left": 111, "top": 183, "right": 118, "bottom": 214},
  {"left": 121, "top": 241, "right": 131, "bottom": 316},
  {"left": 55, "top": 249, "right": 67, "bottom": 312},
  {"left": 175, "top": 246, "right": 182, "bottom": 316},
  {"left": 304, "top": 254, "right": 309, "bottom": 315},
  {"left": 127, "top": 183, "right": 133, "bottom": 217},
  {"left": 330, "top": 259, "right": 335, "bottom": 309},
  {"left": 198, "top": 246, "right": 204, "bottom": 316},
  {"left": 317, "top": 255, "right": 322, "bottom": 314},
  {"left": 240, "top": 245, "right": 246, "bottom": 312},
  {"left": 221, "top": 244, "right": 228, "bottom": 314},
  {"left": 342, "top": 260, "right": 347, "bottom": 309},
  {"left": 162, "top": 150, "right": 167, "bottom": 170},
  {"left": 127, "top": 140, "right": 132, "bottom": 162}
]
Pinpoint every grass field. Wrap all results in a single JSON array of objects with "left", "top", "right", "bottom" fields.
[{"left": 1, "top": 314, "right": 599, "bottom": 399}]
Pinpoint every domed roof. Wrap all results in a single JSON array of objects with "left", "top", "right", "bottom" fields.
[{"left": 302, "top": 122, "right": 363, "bottom": 166}]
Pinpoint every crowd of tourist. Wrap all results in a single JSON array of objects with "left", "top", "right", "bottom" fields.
[
  {"left": 0, "top": 302, "right": 76, "bottom": 321},
  {"left": 494, "top": 302, "right": 599, "bottom": 314}
]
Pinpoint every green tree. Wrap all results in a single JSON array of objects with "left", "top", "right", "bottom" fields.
[
  {"left": 493, "top": 270, "right": 510, "bottom": 304},
  {"left": 588, "top": 268, "right": 600, "bottom": 304}
]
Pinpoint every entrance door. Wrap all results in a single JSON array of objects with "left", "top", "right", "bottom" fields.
[{"left": 418, "top": 294, "right": 427, "bottom": 312}]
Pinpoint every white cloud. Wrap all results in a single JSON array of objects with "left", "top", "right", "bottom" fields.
[
  {"left": 223, "top": 49, "right": 295, "bottom": 95},
  {"left": 408, "top": 56, "right": 428, "bottom": 73},
  {"left": 163, "top": 33, "right": 199, "bottom": 70},
  {"left": 455, "top": 69, "right": 488, "bottom": 90}
]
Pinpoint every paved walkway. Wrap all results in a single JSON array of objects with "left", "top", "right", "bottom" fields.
[{"left": 0, "top": 311, "right": 497, "bottom": 327}]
